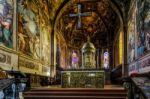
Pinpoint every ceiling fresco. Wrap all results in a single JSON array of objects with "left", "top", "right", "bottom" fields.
[{"left": 55, "top": 0, "right": 120, "bottom": 49}]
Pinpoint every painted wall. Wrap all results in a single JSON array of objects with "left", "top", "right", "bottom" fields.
[
  {"left": 0, "top": 0, "right": 14, "bottom": 48},
  {"left": 128, "top": 0, "right": 150, "bottom": 75},
  {"left": 0, "top": 0, "right": 65, "bottom": 77}
]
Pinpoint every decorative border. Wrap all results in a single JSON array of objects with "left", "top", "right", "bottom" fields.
[
  {"left": 0, "top": 49, "right": 18, "bottom": 71},
  {"left": 138, "top": 53, "right": 150, "bottom": 73},
  {"left": 19, "top": 56, "right": 42, "bottom": 75},
  {"left": 129, "top": 53, "right": 150, "bottom": 75}
]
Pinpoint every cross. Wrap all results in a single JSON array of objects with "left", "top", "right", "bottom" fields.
[{"left": 69, "top": 3, "right": 92, "bottom": 28}]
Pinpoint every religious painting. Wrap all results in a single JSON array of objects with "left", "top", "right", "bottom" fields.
[
  {"left": 0, "top": 0, "right": 14, "bottom": 48},
  {"left": 136, "top": 0, "right": 150, "bottom": 57},
  {"left": 56, "top": 36, "right": 67, "bottom": 69},
  {"left": 41, "top": 26, "right": 50, "bottom": 64},
  {"left": 17, "top": 0, "right": 40, "bottom": 59},
  {"left": 38, "top": 0, "right": 51, "bottom": 63},
  {"left": 59, "top": 45, "right": 66, "bottom": 69},
  {"left": 127, "top": 6, "right": 136, "bottom": 63},
  {"left": 103, "top": 51, "right": 109, "bottom": 69}
]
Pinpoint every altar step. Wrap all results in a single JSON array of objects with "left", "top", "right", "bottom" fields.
[{"left": 23, "top": 88, "right": 127, "bottom": 99}]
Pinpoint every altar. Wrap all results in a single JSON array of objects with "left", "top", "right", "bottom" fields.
[
  {"left": 61, "top": 70, "right": 105, "bottom": 88},
  {"left": 61, "top": 37, "right": 105, "bottom": 88}
]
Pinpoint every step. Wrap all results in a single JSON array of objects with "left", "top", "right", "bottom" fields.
[
  {"left": 29, "top": 88, "right": 126, "bottom": 92},
  {"left": 23, "top": 88, "right": 127, "bottom": 99},
  {"left": 24, "top": 95, "right": 126, "bottom": 99},
  {"left": 24, "top": 91, "right": 127, "bottom": 96}
]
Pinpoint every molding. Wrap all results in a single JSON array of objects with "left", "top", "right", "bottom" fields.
[
  {"left": 0, "top": 46, "right": 19, "bottom": 54},
  {"left": 0, "top": 49, "right": 18, "bottom": 71}
]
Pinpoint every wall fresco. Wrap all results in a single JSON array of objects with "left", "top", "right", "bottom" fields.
[
  {"left": 127, "top": 6, "right": 136, "bottom": 63},
  {"left": 137, "top": 0, "right": 150, "bottom": 57},
  {"left": 18, "top": 0, "right": 40, "bottom": 59},
  {"left": 128, "top": 0, "right": 150, "bottom": 75},
  {"left": 0, "top": 0, "right": 14, "bottom": 48}
]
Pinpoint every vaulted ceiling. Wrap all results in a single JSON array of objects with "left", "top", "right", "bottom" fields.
[{"left": 54, "top": 0, "right": 122, "bottom": 49}]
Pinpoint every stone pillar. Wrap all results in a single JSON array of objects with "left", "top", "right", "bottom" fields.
[
  {"left": 121, "top": 2, "right": 129, "bottom": 78},
  {"left": 50, "top": 23, "right": 56, "bottom": 80}
]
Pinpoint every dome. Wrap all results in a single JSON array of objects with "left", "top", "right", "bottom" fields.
[
  {"left": 82, "top": 42, "right": 95, "bottom": 50},
  {"left": 82, "top": 36, "right": 95, "bottom": 53}
]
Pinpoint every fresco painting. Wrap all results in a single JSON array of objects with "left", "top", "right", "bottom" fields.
[
  {"left": 18, "top": 0, "right": 40, "bottom": 59},
  {"left": 127, "top": 7, "right": 136, "bottom": 63},
  {"left": 137, "top": 0, "right": 150, "bottom": 57},
  {"left": 38, "top": 0, "right": 51, "bottom": 63},
  {"left": 41, "top": 26, "right": 50, "bottom": 63},
  {"left": 128, "top": 0, "right": 150, "bottom": 74},
  {"left": 0, "top": 0, "right": 14, "bottom": 48}
]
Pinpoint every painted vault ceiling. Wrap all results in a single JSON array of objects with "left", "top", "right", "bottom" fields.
[{"left": 55, "top": 0, "right": 120, "bottom": 49}]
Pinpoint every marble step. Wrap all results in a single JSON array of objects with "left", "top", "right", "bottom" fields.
[
  {"left": 24, "top": 95, "right": 126, "bottom": 99},
  {"left": 23, "top": 88, "right": 127, "bottom": 99}
]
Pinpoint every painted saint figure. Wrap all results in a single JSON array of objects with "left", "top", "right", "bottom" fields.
[
  {"left": 18, "top": 0, "right": 41, "bottom": 59},
  {"left": 0, "top": 0, "right": 13, "bottom": 48},
  {"left": 145, "top": 32, "right": 150, "bottom": 50},
  {"left": 0, "top": 18, "right": 12, "bottom": 48},
  {"left": 71, "top": 51, "right": 79, "bottom": 69},
  {"left": 104, "top": 51, "right": 109, "bottom": 69}
]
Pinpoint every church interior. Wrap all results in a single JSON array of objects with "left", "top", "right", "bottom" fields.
[{"left": 0, "top": 0, "right": 150, "bottom": 99}]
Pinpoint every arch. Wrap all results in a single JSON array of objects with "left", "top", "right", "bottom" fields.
[
  {"left": 53, "top": 0, "right": 124, "bottom": 37},
  {"left": 51, "top": 0, "right": 125, "bottom": 77}
]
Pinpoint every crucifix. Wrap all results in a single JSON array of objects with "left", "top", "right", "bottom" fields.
[{"left": 69, "top": 3, "right": 92, "bottom": 29}]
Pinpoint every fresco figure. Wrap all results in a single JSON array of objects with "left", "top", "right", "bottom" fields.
[
  {"left": 0, "top": 0, "right": 13, "bottom": 48},
  {"left": 72, "top": 51, "right": 79, "bottom": 69},
  {"left": 34, "top": 36, "right": 40, "bottom": 59},
  {"left": 137, "top": 0, "right": 150, "bottom": 56},
  {"left": 18, "top": 14, "right": 28, "bottom": 51},
  {"left": 127, "top": 5, "right": 136, "bottom": 63},
  {"left": 128, "top": 33, "right": 135, "bottom": 62},
  {"left": 104, "top": 51, "right": 109, "bottom": 69},
  {"left": 18, "top": 0, "right": 40, "bottom": 59},
  {"left": 144, "top": 3, "right": 150, "bottom": 51},
  {"left": 0, "top": 18, "right": 12, "bottom": 48},
  {"left": 145, "top": 32, "right": 150, "bottom": 50}
]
